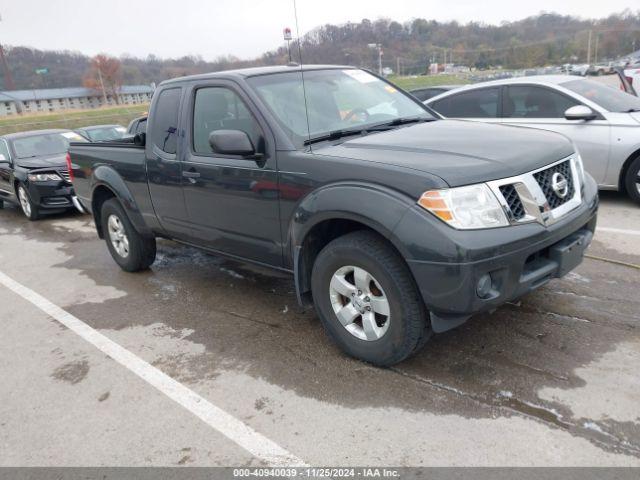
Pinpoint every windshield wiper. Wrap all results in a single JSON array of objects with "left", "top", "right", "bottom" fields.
[
  {"left": 304, "top": 128, "right": 368, "bottom": 146},
  {"left": 366, "top": 116, "right": 435, "bottom": 131},
  {"left": 624, "top": 108, "right": 640, "bottom": 113},
  {"left": 303, "top": 117, "right": 435, "bottom": 146}
]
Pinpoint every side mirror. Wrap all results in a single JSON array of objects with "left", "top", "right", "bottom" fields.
[
  {"left": 209, "top": 130, "right": 256, "bottom": 157},
  {"left": 564, "top": 105, "right": 597, "bottom": 121}
]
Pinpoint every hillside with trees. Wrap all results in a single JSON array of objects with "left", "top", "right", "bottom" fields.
[{"left": 2, "top": 10, "right": 640, "bottom": 90}]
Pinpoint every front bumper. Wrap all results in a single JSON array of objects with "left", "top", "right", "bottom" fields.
[
  {"left": 27, "top": 180, "right": 75, "bottom": 210},
  {"left": 395, "top": 176, "right": 599, "bottom": 332}
]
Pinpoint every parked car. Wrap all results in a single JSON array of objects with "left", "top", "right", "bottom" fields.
[
  {"left": 74, "top": 124, "right": 127, "bottom": 142},
  {"left": 126, "top": 115, "right": 147, "bottom": 136},
  {"left": 425, "top": 75, "right": 640, "bottom": 204},
  {"left": 410, "top": 85, "right": 462, "bottom": 102},
  {"left": 69, "top": 66, "right": 598, "bottom": 366},
  {"left": 589, "top": 62, "right": 615, "bottom": 76},
  {"left": 0, "top": 129, "right": 87, "bottom": 220}
]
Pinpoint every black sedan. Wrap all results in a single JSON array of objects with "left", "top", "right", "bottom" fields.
[{"left": 0, "top": 129, "right": 87, "bottom": 220}]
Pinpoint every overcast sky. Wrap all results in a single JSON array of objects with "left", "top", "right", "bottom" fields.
[{"left": 0, "top": 0, "right": 635, "bottom": 60}]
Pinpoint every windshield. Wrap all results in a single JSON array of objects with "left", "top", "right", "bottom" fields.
[
  {"left": 562, "top": 79, "right": 640, "bottom": 112},
  {"left": 12, "top": 132, "right": 86, "bottom": 159},
  {"left": 247, "top": 69, "right": 434, "bottom": 146},
  {"left": 86, "top": 126, "right": 127, "bottom": 142}
]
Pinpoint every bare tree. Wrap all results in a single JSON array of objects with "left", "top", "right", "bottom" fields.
[{"left": 83, "top": 54, "right": 123, "bottom": 105}]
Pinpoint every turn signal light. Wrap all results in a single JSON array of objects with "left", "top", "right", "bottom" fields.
[{"left": 417, "top": 191, "right": 453, "bottom": 222}]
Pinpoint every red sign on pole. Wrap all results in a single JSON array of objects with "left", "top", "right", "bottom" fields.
[{"left": 283, "top": 28, "right": 292, "bottom": 41}]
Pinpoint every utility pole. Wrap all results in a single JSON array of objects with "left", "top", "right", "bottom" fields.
[
  {"left": 594, "top": 33, "right": 599, "bottom": 65},
  {"left": 96, "top": 66, "right": 108, "bottom": 106},
  {"left": 0, "top": 14, "right": 16, "bottom": 90},
  {"left": 587, "top": 30, "right": 592, "bottom": 64},
  {"left": 0, "top": 43, "right": 14, "bottom": 90},
  {"left": 367, "top": 44, "right": 383, "bottom": 75}
]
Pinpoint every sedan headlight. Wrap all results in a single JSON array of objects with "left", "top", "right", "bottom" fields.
[
  {"left": 418, "top": 184, "right": 509, "bottom": 229},
  {"left": 28, "top": 172, "right": 62, "bottom": 182}
]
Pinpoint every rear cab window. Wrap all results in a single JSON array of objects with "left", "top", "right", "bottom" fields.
[{"left": 151, "top": 88, "right": 181, "bottom": 155}]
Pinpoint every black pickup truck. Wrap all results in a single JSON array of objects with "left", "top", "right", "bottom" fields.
[{"left": 69, "top": 65, "right": 598, "bottom": 366}]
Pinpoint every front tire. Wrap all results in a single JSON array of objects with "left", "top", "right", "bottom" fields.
[
  {"left": 17, "top": 183, "right": 40, "bottom": 221},
  {"left": 311, "top": 231, "right": 431, "bottom": 366},
  {"left": 101, "top": 198, "right": 156, "bottom": 272},
  {"left": 624, "top": 156, "right": 640, "bottom": 205}
]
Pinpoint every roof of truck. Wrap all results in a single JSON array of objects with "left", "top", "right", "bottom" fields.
[{"left": 160, "top": 64, "right": 355, "bottom": 86}]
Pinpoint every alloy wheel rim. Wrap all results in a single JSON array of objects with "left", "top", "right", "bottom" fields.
[
  {"left": 107, "top": 214, "right": 130, "bottom": 258},
  {"left": 329, "top": 265, "right": 390, "bottom": 341},
  {"left": 635, "top": 170, "right": 640, "bottom": 196},
  {"left": 18, "top": 187, "right": 31, "bottom": 217}
]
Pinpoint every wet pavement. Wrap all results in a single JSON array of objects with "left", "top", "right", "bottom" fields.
[{"left": 0, "top": 191, "right": 639, "bottom": 466}]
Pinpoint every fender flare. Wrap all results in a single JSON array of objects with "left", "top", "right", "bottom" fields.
[
  {"left": 288, "top": 182, "right": 415, "bottom": 305},
  {"left": 91, "top": 165, "right": 153, "bottom": 238}
]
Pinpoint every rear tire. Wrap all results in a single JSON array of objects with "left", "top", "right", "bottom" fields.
[
  {"left": 311, "top": 230, "right": 431, "bottom": 366},
  {"left": 17, "top": 183, "right": 40, "bottom": 221},
  {"left": 624, "top": 156, "right": 640, "bottom": 205},
  {"left": 101, "top": 198, "right": 156, "bottom": 272}
]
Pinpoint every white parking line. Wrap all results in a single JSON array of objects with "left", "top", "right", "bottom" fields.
[
  {"left": 0, "top": 270, "right": 306, "bottom": 468},
  {"left": 597, "top": 227, "right": 640, "bottom": 236}
]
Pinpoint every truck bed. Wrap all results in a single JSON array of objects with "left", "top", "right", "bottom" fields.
[{"left": 68, "top": 142, "right": 147, "bottom": 214}]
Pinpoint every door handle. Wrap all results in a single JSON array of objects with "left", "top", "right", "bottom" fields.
[{"left": 182, "top": 170, "right": 201, "bottom": 184}]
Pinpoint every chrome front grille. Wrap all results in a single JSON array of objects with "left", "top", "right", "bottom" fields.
[
  {"left": 58, "top": 169, "right": 71, "bottom": 183},
  {"left": 499, "top": 184, "right": 526, "bottom": 221},
  {"left": 488, "top": 155, "right": 582, "bottom": 227},
  {"left": 533, "top": 160, "right": 574, "bottom": 210}
]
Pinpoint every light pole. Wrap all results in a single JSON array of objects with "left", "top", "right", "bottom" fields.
[
  {"left": 283, "top": 27, "right": 293, "bottom": 63},
  {"left": 368, "top": 43, "right": 383, "bottom": 75}
]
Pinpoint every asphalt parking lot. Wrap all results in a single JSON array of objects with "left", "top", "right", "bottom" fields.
[{"left": 0, "top": 191, "right": 639, "bottom": 467}]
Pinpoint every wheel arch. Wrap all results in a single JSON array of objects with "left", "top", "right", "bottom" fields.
[
  {"left": 91, "top": 165, "right": 153, "bottom": 239},
  {"left": 289, "top": 183, "right": 415, "bottom": 307},
  {"left": 618, "top": 147, "right": 640, "bottom": 193}
]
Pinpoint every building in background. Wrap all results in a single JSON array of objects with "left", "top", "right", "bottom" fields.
[{"left": 0, "top": 85, "right": 154, "bottom": 116}]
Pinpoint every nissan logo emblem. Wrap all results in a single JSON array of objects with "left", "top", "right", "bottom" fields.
[{"left": 551, "top": 172, "right": 569, "bottom": 198}]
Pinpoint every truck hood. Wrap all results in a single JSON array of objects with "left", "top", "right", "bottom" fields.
[
  {"left": 316, "top": 120, "right": 575, "bottom": 187},
  {"left": 15, "top": 153, "right": 68, "bottom": 169}
]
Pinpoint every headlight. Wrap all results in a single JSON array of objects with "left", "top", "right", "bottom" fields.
[
  {"left": 28, "top": 172, "right": 62, "bottom": 182},
  {"left": 418, "top": 184, "right": 509, "bottom": 229}
]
